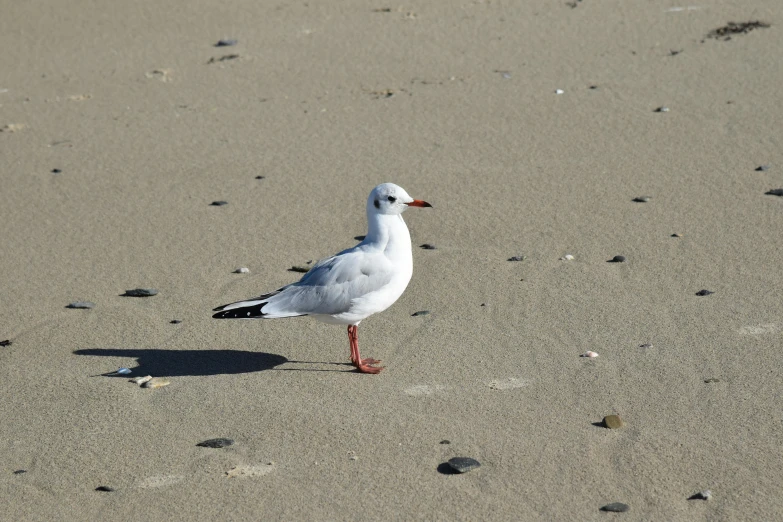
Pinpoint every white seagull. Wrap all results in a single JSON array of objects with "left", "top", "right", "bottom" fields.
[{"left": 212, "top": 183, "right": 432, "bottom": 374}]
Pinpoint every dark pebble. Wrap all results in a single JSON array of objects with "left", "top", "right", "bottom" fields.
[
  {"left": 420, "top": 243, "right": 436, "bottom": 250},
  {"left": 354, "top": 235, "right": 366, "bottom": 241},
  {"left": 51, "top": 168, "right": 62, "bottom": 173},
  {"left": 95, "top": 486, "right": 115, "bottom": 492},
  {"left": 765, "top": 189, "right": 783, "bottom": 197},
  {"left": 508, "top": 256, "right": 526, "bottom": 262},
  {"left": 66, "top": 301, "right": 96, "bottom": 309},
  {"left": 255, "top": 175, "right": 265, "bottom": 179},
  {"left": 289, "top": 266, "right": 310, "bottom": 273},
  {"left": 0, "top": 339, "right": 11, "bottom": 347},
  {"left": 688, "top": 490, "right": 712, "bottom": 501},
  {"left": 600, "top": 502, "right": 630, "bottom": 513},
  {"left": 210, "top": 200, "right": 228, "bottom": 206},
  {"left": 755, "top": 165, "right": 770, "bottom": 172},
  {"left": 639, "top": 343, "right": 653, "bottom": 349},
  {"left": 215, "top": 39, "right": 238, "bottom": 47},
  {"left": 704, "top": 378, "right": 720, "bottom": 383},
  {"left": 632, "top": 196, "right": 651, "bottom": 202},
  {"left": 13, "top": 469, "right": 26, "bottom": 475},
  {"left": 170, "top": 319, "right": 182, "bottom": 324},
  {"left": 207, "top": 54, "right": 239, "bottom": 64},
  {"left": 447, "top": 457, "right": 481, "bottom": 473},
  {"left": 122, "top": 288, "right": 158, "bottom": 297},
  {"left": 609, "top": 255, "right": 626, "bottom": 263},
  {"left": 654, "top": 106, "right": 669, "bottom": 113},
  {"left": 695, "top": 289, "right": 714, "bottom": 296},
  {"left": 411, "top": 310, "right": 430, "bottom": 317},
  {"left": 589, "top": 85, "right": 599, "bottom": 89},
  {"left": 440, "top": 440, "right": 451, "bottom": 445},
  {"left": 197, "top": 438, "right": 234, "bottom": 449}
]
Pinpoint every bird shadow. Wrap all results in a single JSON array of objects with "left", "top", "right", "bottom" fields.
[{"left": 74, "top": 348, "right": 289, "bottom": 377}]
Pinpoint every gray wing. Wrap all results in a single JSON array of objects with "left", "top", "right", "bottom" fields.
[{"left": 212, "top": 246, "right": 394, "bottom": 319}]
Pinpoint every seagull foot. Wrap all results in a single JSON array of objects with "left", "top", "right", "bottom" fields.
[{"left": 354, "top": 359, "right": 384, "bottom": 374}]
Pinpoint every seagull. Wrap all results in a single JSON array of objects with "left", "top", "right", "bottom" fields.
[{"left": 212, "top": 183, "right": 432, "bottom": 374}]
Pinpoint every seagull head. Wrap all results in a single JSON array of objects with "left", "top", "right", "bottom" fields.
[{"left": 368, "top": 183, "right": 432, "bottom": 216}]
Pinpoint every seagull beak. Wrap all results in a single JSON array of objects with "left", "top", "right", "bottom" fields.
[{"left": 406, "top": 199, "right": 432, "bottom": 208}]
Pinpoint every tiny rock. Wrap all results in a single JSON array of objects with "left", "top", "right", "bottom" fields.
[
  {"left": 654, "top": 106, "right": 669, "bottom": 112},
  {"left": 688, "top": 490, "right": 712, "bottom": 501},
  {"left": 0, "top": 340, "right": 12, "bottom": 347},
  {"left": 765, "top": 189, "right": 783, "bottom": 197},
  {"left": 695, "top": 289, "right": 714, "bottom": 296},
  {"left": 603, "top": 415, "right": 624, "bottom": 429},
  {"left": 95, "top": 486, "right": 115, "bottom": 492},
  {"left": 210, "top": 200, "right": 228, "bottom": 206},
  {"left": 609, "top": 255, "right": 626, "bottom": 263},
  {"left": 411, "top": 310, "right": 430, "bottom": 317},
  {"left": 580, "top": 351, "right": 599, "bottom": 358},
  {"left": 419, "top": 243, "right": 436, "bottom": 250},
  {"left": 508, "top": 256, "right": 526, "bottom": 262},
  {"left": 632, "top": 196, "right": 651, "bottom": 202},
  {"left": 131, "top": 375, "right": 152, "bottom": 385},
  {"left": 600, "top": 502, "right": 630, "bottom": 513},
  {"left": 122, "top": 288, "right": 158, "bottom": 297},
  {"left": 142, "top": 378, "right": 170, "bottom": 389},
  {"left": 197, "top": 438, "right": 235, "bottom": 449},
  {"left": 66, "top": 301, "right": 96, "bottom": 309},
  {"left": 234, "top": 267, "right": 250, "bottom": 274},
  {"left": 447, "top": 457, "right": 481, "bottom": 473},
  {"left": 560, "top": 254, "right": 575, "bottom": 261}
]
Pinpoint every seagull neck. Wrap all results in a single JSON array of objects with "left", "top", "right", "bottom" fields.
[{"left": 365, "top": 213, "right": 411, "bottom": 253}]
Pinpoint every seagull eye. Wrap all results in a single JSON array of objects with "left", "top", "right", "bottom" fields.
[{"left": 387, "top": 196, "right": 397, "bottom": 202}]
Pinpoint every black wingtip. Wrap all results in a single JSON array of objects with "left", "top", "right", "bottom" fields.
[{"left": 212, "top": 302, "right": 269, "bottom": 319}]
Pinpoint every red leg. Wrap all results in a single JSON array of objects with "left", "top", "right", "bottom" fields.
[{"left": 347, "top": 325, "right": 383, "bottom": 374}]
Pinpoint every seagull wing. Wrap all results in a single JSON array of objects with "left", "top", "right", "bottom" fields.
[{"left": 212, "top": 245, "right": 394, "bottom": 319}]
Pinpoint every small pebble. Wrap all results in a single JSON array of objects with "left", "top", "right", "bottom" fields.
[
  {"left": 704, "top": 378, "right": 720, "bottom": 383},
  {"left": 639, "top": 343, "right": 653, "bottom": 349},
  {"left": 609, "top": 255, "right": 626, "bottom": 263},
  {"left": 507, "top": 256, "right": 526, "bottom": 262},
  {"left": 66, "top": 301, "right": 95, "bottom": 309},
  {"left": 580, "top": 351, "right": 599, "bottom": 358},
  {"left": 688, "top": 490, "right": 712, "bottom": 501},
  {"left": 215, "top": 39, "right": 238, "bottom": 47},
  {"left": 234, "top": 267, "right": 250, "bottom": 274},
  {"left": 447, "top": 457, "right": 481, "bottom": 473},
  {"left": 589, "top": 85, "right": 599, "bottom": 89},
  {"left": 411, "top": 310, "right": 430, "bottom": 317},
  {"left": 440, "top": 440, "right": 451, "bottom": 445},
  {"left": 632, "top": 196, "right": 651, "bottom": 202},
  {"left": 131, "top": 375, "right": 152, "bottom": 385},
  {"left": 555, "top": 89, "right": 564, "bottom": 94},
  {"left": 420, "top": 243, "right": 436, "bottom": 250},
  {"left": 290, "top": 265, "right": 310, "bottom": 273},
  {"left": 255, "top": 175, "right": 265, "bottom": 179},
  {"left": 13, "top": 470, "right": 26, "bottom": 475},
  {"left": 695, "top": 289, "right": 714, "bottom": 296},
  {"left": 0, "top": 339, "right": 11, "bottom": 347},
  {"left": 197, "top": 438, "right": 235, "bottom": 449},
  {"left": 51, "top": 168, "right": 61, "bottom": 173},
  {"left": 671, "top": 233, "right": 683, "bottom": 237},
  {"left": 142, "top": 377, "right": 170, "bottom": 389},
  {"left": 123, "top": 288, "right": 158, "bottom": 297},
  {"left": 755, "top": 165, "right": 770, "bottom": 172},
  {"left": 654, "top": 106, "right": 669, "bottom": 112},
  {"left": 560, "top": 254, "right": 575, "bottom": 261},
  {"left": 349, "top": 455, "right": 358, "bottom": 461},
  {"left": 765, "top": 189, "right": 783, "bottom": 197},
  {"left": 170, "top": 319, "right": 182, "bottom": 324},
  {"left": 210, "top": 200, "right": 228, "bottom": 206},
  {"left": 95, "top": 486, "right": 115, "bottom": 492},
  {"left": 603, "top": 415, "right": 624, "bottom": 429},
  {"left": 600, "top": 502, "right": 630, "bottom": 513}
]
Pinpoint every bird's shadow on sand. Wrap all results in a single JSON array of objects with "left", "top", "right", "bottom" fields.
[{"left": 75, "top": 348, "right": 290, "bottom": 377}]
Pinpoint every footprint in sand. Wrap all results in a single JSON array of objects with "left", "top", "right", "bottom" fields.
[
  {"left": 136, "top": 474, "right": 185, "bottom": 489},
  {"left": 737, "top": 324, "right": 781, "bottom": 335},
  {"left": 488, "top": 377, "right": 530, "bottom": 390},
  {"left": 225, "top": 463, "right": 275, "bottom": 479},
  {"left": 403, "top": 385, "right": 447, "bottom": 396}
]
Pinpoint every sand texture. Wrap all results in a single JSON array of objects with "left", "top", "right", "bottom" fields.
[{"left": 1, "top": 0, "right": 782, "bottom": 520}]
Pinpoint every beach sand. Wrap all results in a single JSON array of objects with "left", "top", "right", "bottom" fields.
[{"left": 1, "top": 0, "right": 782, "bottom": 519}]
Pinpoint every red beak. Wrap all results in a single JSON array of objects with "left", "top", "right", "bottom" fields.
[{"left": 406, "top": 199, "right": 433, "bottom": 208}]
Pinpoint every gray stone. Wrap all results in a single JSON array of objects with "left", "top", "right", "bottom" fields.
[
  {"left": 197, "top": 438, "right": 234, "bottom": 449},
  {"left": 600, "top": 502, "right": 630, "bottom": 513},
  {"left": 67, "top": 301, "right": 96, "bottom": 309},
  {"left": 123, "top": 288, "right": 158, "bottom": 297},
  {"left": 447, "top": 457, "right": 481, "bottom": 473}
]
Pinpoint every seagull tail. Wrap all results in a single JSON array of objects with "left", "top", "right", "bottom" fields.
[{"left": 212, "top": 288, "right": 306, "bottom": 320}]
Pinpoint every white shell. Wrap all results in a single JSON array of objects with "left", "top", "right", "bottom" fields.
[
  {"left": 555, "top": 89, "right": 564, "bottom": 94},
  {"left": 560, "top": 254, "right": 575, "bottom": 261},
  {"left": 234, "top": 267, "right": 250, "bottom": 274},
  {"left": 580, "top": 351, "right": 599, "bottom": 358},
  {"left": 131, "top": 375, "right": 153, "bottom": 385},
  {"left": 143, "top": 378, "right": 171, "bottom": 389}
]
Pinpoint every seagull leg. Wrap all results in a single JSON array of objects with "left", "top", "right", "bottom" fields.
[{"left": 347, "top": 325, "right": 383, "bottom": 374}]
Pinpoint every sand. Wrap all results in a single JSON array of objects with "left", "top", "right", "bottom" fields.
[{"left": 1, "top": 0, "right": 782, "bottom": 519}]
